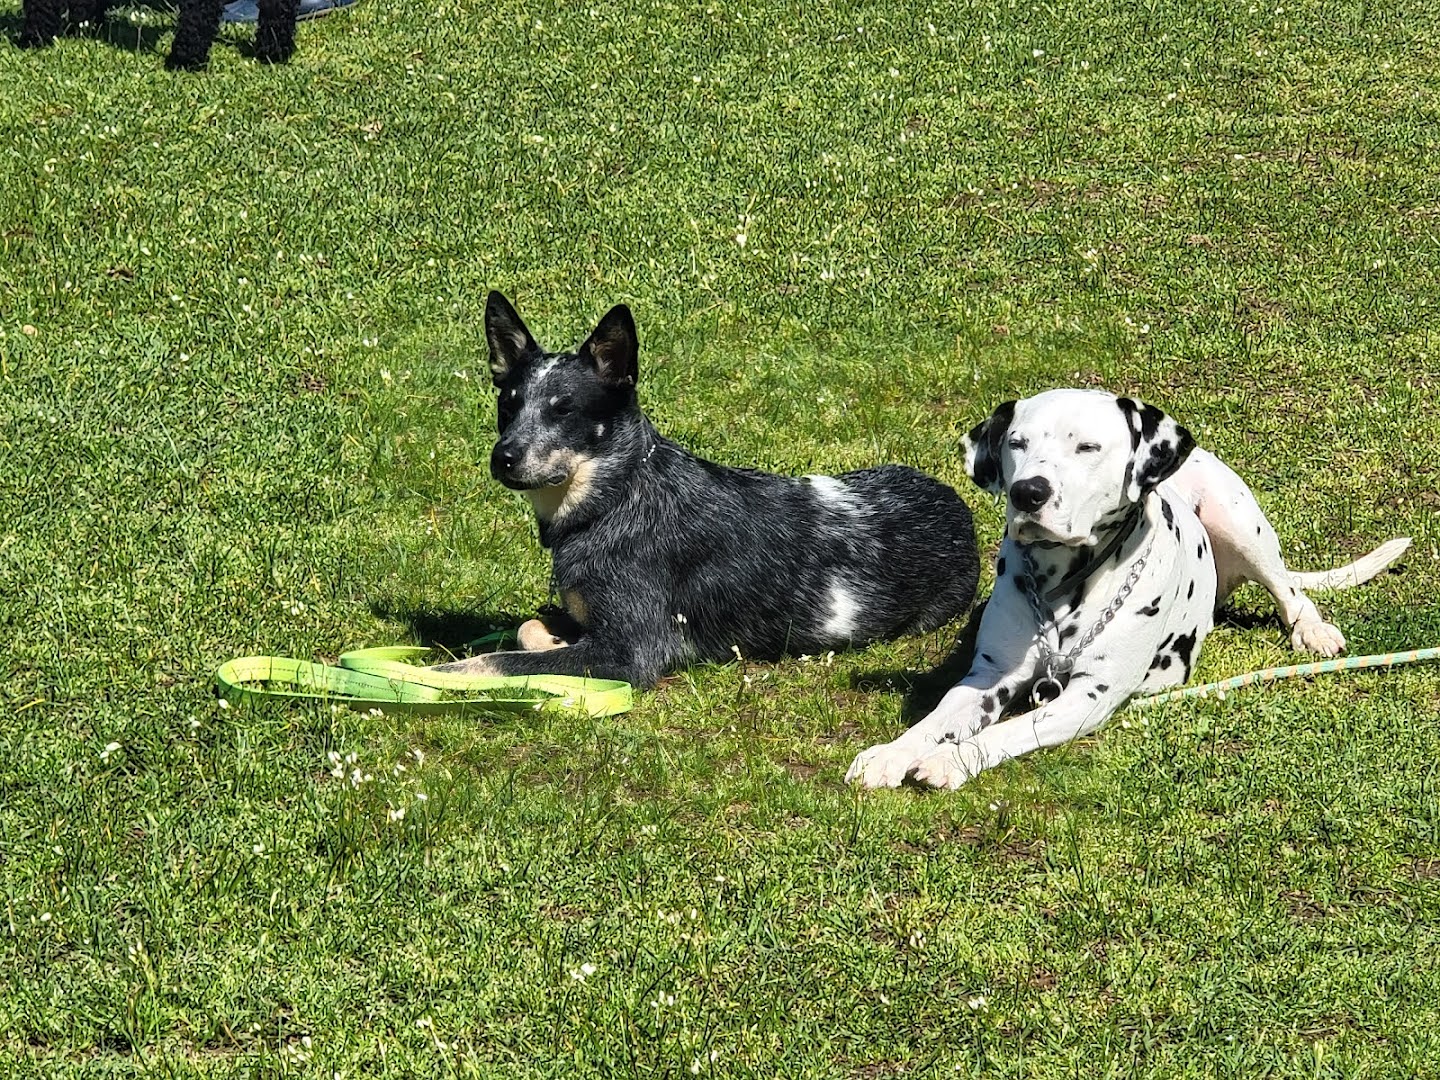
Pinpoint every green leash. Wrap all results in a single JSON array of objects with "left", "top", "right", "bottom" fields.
[
  {"left": 215, "top": 646, "right": 633, "bottom": 718},
  {"left": 216, "top": 639, "right": 1435, "bottom": 722},
  {"left": 1129, "top": 647, "right": 1440, "bottom": 709}
]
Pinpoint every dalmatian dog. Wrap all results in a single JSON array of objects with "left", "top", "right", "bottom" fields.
[{"left": 846, "top": 389, "right": 1411, "bottom": 790}]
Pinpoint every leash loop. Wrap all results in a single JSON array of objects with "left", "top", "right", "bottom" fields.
[{"left": 214, "top": 646, "right": 633, "bottom": 718}]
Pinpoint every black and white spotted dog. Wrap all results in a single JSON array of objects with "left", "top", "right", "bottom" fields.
[
  {"left": 19, "top": 0, "right": 299, "bottom": 69},
  {"left": 434, "top": 292, "right": 981, "bottom": 687},
  {"left": 847, "top": 388, "right": 1410, "bottom": 790}
]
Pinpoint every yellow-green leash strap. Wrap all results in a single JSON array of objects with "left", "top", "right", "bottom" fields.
[
  {"left": 214, "top": 646, "right": 632, "bottom": 718},
  {"left": 1129, "top": 647, "right": 1440, "bottom": 709}
]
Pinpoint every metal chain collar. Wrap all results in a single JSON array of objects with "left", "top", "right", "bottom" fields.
[{"left": 1021, "top": 534, "right": 1154, "bottom": 706}]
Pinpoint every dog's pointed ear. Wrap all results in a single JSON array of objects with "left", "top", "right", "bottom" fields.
[
  {"left": 485, "top": 291, "right": 542, "bottom": 385},
  {"left": 962, "top": 400, "right": 1016, "bottom": 494},
  {"left": 1116, "top": 396, "right": 1196, "bottom": 502},
  {"left": 578, "top": 304, "right": 638, "bottom": 388}
]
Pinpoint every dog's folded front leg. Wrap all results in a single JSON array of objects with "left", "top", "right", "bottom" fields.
[
  {"left": 908, "top": 678, "right": 1122, "bottom": 790},
  {"left": 845, "top": 666, "right": 1035, "bottom": 789},
  {"left": 432, "top": 607, "right": 685, "bottom": 687}
]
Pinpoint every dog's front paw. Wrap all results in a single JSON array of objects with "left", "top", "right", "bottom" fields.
[
  {"left": 845, "top": 742, "right": 922, "bottom": 789},
  {"left": 431, "top": 655, "right": 499, "bottom": 676},
  {"left": 517, "top": 619, "right": 570, "bottom": 652},
  {"left": 1291, "top": 618, "right": 1345, "bottom": 657},
  {"left": 909, "top": 742, "right": 989, "bottom": 791}
]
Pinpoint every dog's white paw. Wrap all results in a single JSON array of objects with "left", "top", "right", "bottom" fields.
[
  {"left": 845, "top": 743, "right": 921, "bottom": 789},
  {"left": 517, "top": 619, "right": 570, "bottom": 652},
  {"left": 909, "top": 742, "right": 989, "bottom": 791},
  {"left": 1291, "top": 618, "right": 1346, "bottom": 657}
]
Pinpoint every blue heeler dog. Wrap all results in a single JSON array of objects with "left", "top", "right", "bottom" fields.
[{"left": 435, "top": 292, "right": 980, "bottom": 686}]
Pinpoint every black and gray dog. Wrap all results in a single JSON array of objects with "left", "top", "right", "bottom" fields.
[
  {"left": 434, "top": 292, "right": 980, "bottom": 687},
  {"left": 19, "top": 0, "right": 298, "bottom": 69}
]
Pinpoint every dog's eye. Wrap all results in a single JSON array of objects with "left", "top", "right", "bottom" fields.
[
  {"left": 1076, "top": 442, "right": 1101, "bottom": 453},
  {"left": 1007, "top": 436, "right": 1028, "bottom": 451},
  {"left": 551, "top": 397, "right": 574, "bottom": 417}
]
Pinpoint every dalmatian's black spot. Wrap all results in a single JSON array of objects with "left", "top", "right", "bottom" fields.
[
  {"left": 996, "top": 557, "right": 1006, "bottom": 576},
  {"left": 1086, "top": 690, "right": 1097, "bottom": 700},
  {"left": 1095, "top": 683, "right": 1109, "bottom": 693},
  {"left": 981, "top": 694, "right": 995, "bottom": 713},
  {"left": 996, "top": 686, "right": 1011, "bottom": 706},
  {"left": 1160, "top": 498, "right": 1176, "bottom": 531},
  {"left": 1137, "top": 596, "right": 1163, "bottom": 617},
  {"left": 1186, "top": 580, "right": 1195, "bottom": 599},
  {"left": 1171, "top": 629, "right": 1198, "bottom": 680},
  {"left": 1059, "top": 622, "right": 1079, "bottom": 643},
  {"left": 1149, "top": 652, "right": 1173, "bottom": 671},
  {"left": 1256, "top": 524, "right": 1262, "bottom": 535},
  {"left": 1196, "top": 541, "right": 1205, "bottom": 559},
  {"left": 981, "top": 653, "right": 994, "bottom": 665},
  {"left": 1157, "top": 633, "right": 1174, "bottom": 651}
]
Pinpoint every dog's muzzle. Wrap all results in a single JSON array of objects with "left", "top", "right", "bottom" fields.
[{"left": 490, "top": 444, "right": 567, "bottom": 490}]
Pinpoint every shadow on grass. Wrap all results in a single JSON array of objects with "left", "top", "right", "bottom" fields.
[
  {"left": 369, "top": 601, "right": 529, "bottom": 661},
  {"left": 851, "top": 600, "right": 987, "bottom": 724},
  {"left": 6, "top": 3, "right": 267, "bottom": 60}
]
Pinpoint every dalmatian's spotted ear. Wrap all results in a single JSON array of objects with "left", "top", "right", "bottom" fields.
[
  {"left": 1116, "top": 396, "right": 1196, "bottom": 502},
  {"left": 485, "top": 291, "right": 543, "bottom": 385},
  {"left": 962, "top": 399, "right": 1016, "bottom": 494}
]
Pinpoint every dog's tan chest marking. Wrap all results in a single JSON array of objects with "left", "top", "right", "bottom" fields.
[
  {"left": 562, "top": 588, "right": 589, "bottom": 626},
  {"left": 524, "top": 455, "right": 598, "bottom": 524}
]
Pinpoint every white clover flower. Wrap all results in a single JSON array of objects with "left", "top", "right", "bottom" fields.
[{"left": 99, "top": 741, "right": 121, "bottom": 762}]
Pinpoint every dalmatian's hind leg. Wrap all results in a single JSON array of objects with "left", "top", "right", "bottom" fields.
[{"left": 1172, "top": 451, "right": 1408, "bottom": 657}]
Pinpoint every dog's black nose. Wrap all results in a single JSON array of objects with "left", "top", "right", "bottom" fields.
[
  {"left": 490, "top": 443, "right": 518, "bottom": 478},
  {"left": 1009, "top": 476, "right": 1053, "bottom": 513}
]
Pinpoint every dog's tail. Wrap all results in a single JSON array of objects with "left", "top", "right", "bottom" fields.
[{"left": 1291, "top": 537, "right": 1411, "bottom": 591}]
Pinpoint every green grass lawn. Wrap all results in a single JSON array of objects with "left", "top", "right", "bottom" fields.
[{"left": 3, "top": 0, "right": 1440, "bottom": 1074}]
